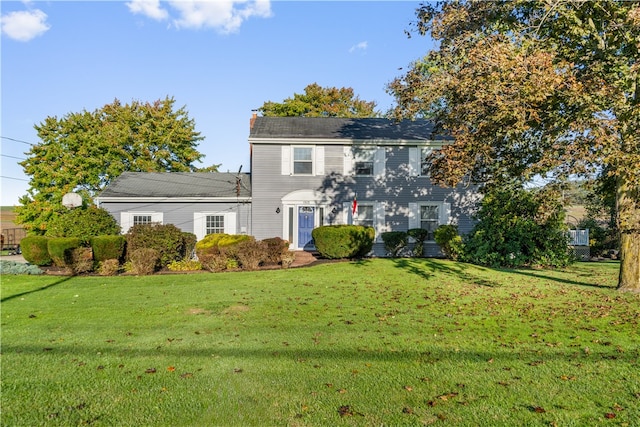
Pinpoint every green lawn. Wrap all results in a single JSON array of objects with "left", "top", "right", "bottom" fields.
[{"left": 1, "top": 259, "right": 638, "bottom": 426}]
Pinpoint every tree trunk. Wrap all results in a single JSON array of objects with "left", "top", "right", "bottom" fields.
[
  {"left": 616, "top": 177, "right": 640, "bottom": 292},
  {"left": 618, "top": 231, "right": 640, "bottom": 292}
]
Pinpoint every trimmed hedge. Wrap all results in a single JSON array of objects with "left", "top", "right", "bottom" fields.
[
  {"left": 45, "top": 206, "right": 120, "bottom": 244},
  {"left": 20, "top": 236, "right": 52, "bottom": 266},
  {"left": 312, "top": 225, "right": 374, "bottom": 259},
  {"left": 91, "top": 235, "right": 126, "bottom": 262},
  {"left": 381, "top": 231, "right": 408, "bottom": 257},
  {"left": 195, "top": 233, "right": 253, "bottom": 272},
  {"left": 47, "top": 237, "right": 83, "bottom": 267}
]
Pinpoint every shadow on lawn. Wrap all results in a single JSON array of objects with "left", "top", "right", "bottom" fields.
[
  {"left": 1, "top": 276, "right": 75, "bottom": 303},
  {"left": 3, "top": 342, "right": 638, "bottom": 365},
  {"left": 391, "top": 258, "right": 499, "bottom": 287},
  {"left": 389, "top": 258, "right": 616, "bottom": 289}
]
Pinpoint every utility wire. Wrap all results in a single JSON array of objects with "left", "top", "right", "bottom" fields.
[
  {"left": 1, "top": 136, "right": 35, "bottom": 146},
  {"left": 1, "top": 154, "right": 26, "bottom": 161},
  {"left": 0, "top": 176, "right": 29, "bottom": 182}
]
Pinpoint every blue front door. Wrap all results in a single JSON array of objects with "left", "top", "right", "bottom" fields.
[{"left": 298, "top": 206, "right": 315, "bottom": 249}]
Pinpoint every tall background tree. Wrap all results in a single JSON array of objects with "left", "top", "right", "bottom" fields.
[
  {"left": 388, "top": 1, "right": 639, "bottom": 292},
  {"left": 259, "top": 83, "right": 380, "bottom": 117},
  {"left": 17, "top": 97, "right": 210, "bottom": 234}
]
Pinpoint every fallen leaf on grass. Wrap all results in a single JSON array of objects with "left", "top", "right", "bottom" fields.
[
  {"left": 338, "top": 405, "right": 353, "bottom": 417},
  {"left": 167, "top": 366, "right": 176, "bottom": 372},
  {"left": 145, "top": 368, "right": 157, "bottom": 374},
  {"left": 604, "top": 413, "right": 616, "bottom": 419},
  {"left": 530, "top": 406, "right": 546, "bottom": 413},
  {"left": 180, "top": 372, "right": 193, "bottom": 378},
  {"left": 404, "top": 385, "right": 413, "bottom": 392},
  {"left": 402, "top": 406, "right": 414, "bottom": 414}
]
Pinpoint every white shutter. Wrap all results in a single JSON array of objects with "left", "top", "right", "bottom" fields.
[
  {"left": 373, "top": 147, "right": 385, "bottom": 178},
  {"left": 120, "top": 213, "right": 132, "bottom": 234},
  {"left": 408, "top": 203, "right": 419, "bottom": 230},
  {"left": 408, "top": 147, "right": 419, "bottom": 176},
  {"left": 193, "top": 213, "right": 205, "bottom": 241},
  {"left": 440, "top": 202, "right": 451, "bottom": 225},
  {"left": 315, "top": 146, "right": 325, "bottom": 176},
  {"left": 282, "top": 146, "right": 291, "bottom": 175},
  {"left": 343, "top": 146, "right": 354, "bottom": 175},
  {"left": 343, "top": 201, "right": 352, "bottom": 224},
  {"left": 375, "top": 202, "right": 386, "bottom": 242},
  {"left": 151, "top": 212, "right": 163, "bottom": 224},
  {"left": 224, "top": 213, "right": 237, "bottom": 234}
]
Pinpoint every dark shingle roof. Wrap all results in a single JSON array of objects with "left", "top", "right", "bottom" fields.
[
  {"left": 98, "top": 172, "right": 251, "bottom": 199},
  {"left": 249, "top": 117, "right": 450, "bottom": 141}
]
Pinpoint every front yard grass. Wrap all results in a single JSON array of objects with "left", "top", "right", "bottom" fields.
[{"left": 1, "top": 259, "right": 638, "bottom": 426}]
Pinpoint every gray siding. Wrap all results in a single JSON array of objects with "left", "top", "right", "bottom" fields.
[
  {"left": 99, "top": 201, "right": 251, "bottom": 237},
  {"left": 251, "top": 142, "right": 478, "bottom": 253}
]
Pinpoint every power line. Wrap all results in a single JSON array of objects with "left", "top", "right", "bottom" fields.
[
  {"left": 1, "top": 136, "right": 35, "bottom": 146},
  {"left": 0, "top": 175, "right": 29, "bottom": 182},
  {"left": 1, "top": 154, "right": 26, "bottom": 161}
]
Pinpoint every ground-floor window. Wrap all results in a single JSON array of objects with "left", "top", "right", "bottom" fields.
[{"left": 121, "top": 212, "right": 163, "bottom": 233}]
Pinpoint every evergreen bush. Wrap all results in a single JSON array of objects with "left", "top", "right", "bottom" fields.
[
  {"left": 20, "top": 236, "right": 52, "bottom": 266},
  {"left": 407, "top": 228, "right": 429, "bottom": 257},
  {"left": 47, "top": 237, "right": 83, "bottom": 267},
  {"left": 195, "top": 234, "right": 253, "bottom": 272},
  {"left": 312, "top": 225, "right": 374, "bottom": 259},
  {"left": 434, "top": 225, "right": 464, "bottom": 260},
  {"left": 91, "top": 235, "right": 126, "bottom": 262},
  {"left": 0, "top": 260, "right": 43, "bottom": 275},
  {"left": 381, "top": 231, "right": 408, "bottom": 257},
  {"left": 45, "top": 206, "right": 120, "bottom": 244}
]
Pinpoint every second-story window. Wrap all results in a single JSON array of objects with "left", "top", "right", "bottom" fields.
[
  {"left": 421, "top": 147, "right": 433, "bottom": 176},
  {"left": 355, "top": 149, "right": 375, "bottom": 176},
  {"left": 293, "top": 147, "right": 313, "bottom": 175}
]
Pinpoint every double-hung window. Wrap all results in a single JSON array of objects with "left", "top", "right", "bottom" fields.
[
  {"left": 205, "top": 215, "right": 225, "bottom": 235},
  {"left": 133, "top": 215, "right": 153, "bottom": 226},
  {"left": 354, "top": 149, "right": 375, "bottom": 176},
  {"left": 420, "top": 147, "right": 433, "bottom": 176},
  {"left": 354, "top": 204, "right": 374, "bottom": 228},
  {"left": 408, "top": 202, "right": 451, "bottom": 241},
  {"left": 420, "top": 205, "right": 439, "bottom": 240},
  {"left": 293, "top": 147, "right": 313, "bottom": 175}
]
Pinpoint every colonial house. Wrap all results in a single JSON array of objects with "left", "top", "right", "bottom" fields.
[{"left": 97, "top": 116, "right": 478, "bottom": 256}]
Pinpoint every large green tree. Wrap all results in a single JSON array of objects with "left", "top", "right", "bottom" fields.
[
  {"left": 259, "top": 83, "right": 379, "bottom": 117},
  {"left": 17, "top": 97, "right": 209, "bottom": 234},
  {"left": 388, "top": 1, "right": 639, "bottom": 292}
]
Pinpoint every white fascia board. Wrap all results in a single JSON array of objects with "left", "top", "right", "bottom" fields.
[
  {"left": 96, "top": 197, "right": 251, "bottom": 203},
  {"left": 249, "top": 137, "right": 449, "bottom": 148}
]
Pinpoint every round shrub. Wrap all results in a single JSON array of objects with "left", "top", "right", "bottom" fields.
[
  {"left": 20, "top": 236, "right": 52, "bottom": 266},
  {"left": 97, "top": 259, "right": 121, "bottom": 276},
  {"left": 45, "top": 206, "right": 120, "bottom": 244},
  {"left": 47, "top": 237, "right": 83, "bottom": 267},
  {"left": 434, "top": 225, "right": 464, "bottom": 260},
  {"left": 91, "top": 235, "right": 126, "bottom": 262},
  {"left": 407, "top": 228, "right": 429, "bottom": 257},
  {"left": 126, "top": 223, "right": 185, "bottom": 267},
  {"left": 262, "top": 237, "right": 290, "bottom": 265},
  {"left": 381, "top": 231, "right": 408, "bottom": 257},
  {"left": 312, "top": 225, "right": 374, "bottom": 259}
]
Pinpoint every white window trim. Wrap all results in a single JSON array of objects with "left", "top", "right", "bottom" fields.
[
  {"left": 120, "top": 212, "right": 163, "bottom": 234},
  {"left": 408, "top": 201, "right": 451, "bottom": 241},
  {"left": 344, "top": 146, "right": 385, "bottom": 178},
  {"left": 193, "top": 212, "right": 237, "bottom": 242},
  {"left": 409, "top": 146, "right": 434, "bottom": 177},
  {"left": 282, "top": 146, "right": 324, "bottom": 176}
]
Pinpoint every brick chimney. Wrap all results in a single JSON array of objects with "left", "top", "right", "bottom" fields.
[{"left": 250, "top": 110, "right": 258, "bottom": 129}]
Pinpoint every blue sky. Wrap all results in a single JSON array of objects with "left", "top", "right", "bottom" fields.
[{"left": 1, "top": 1, "right": 434, "bottom": 206}]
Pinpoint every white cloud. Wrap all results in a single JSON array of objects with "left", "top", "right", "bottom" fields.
[
  {"left": 349, "top": 41, "right": 368, "bottom": 54},
  {"left": 1, "top": 9, "right": 50, "bottom": 42},
  {"left": 126, "top": 0, "right": 272, "bottom": 34},
  {"left": 126, "top": 0, "right": 169, "bottom": 21}
]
